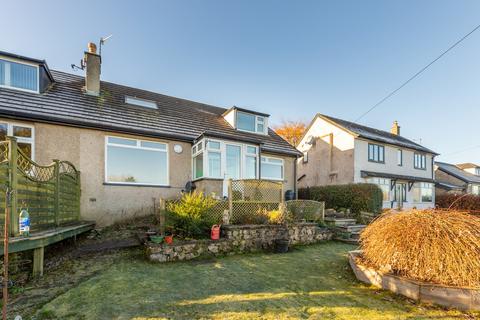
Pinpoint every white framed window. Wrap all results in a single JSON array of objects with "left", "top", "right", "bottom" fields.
[
  {"left": 105, "top": 136, "right": 168, "bottom": 186},
  {"left": 125, "top": 96, "right": 157, "bottom": 109},
  {"left": 192, "top": 138, "right": 259, "bottom": 180},
  {"left": 236, "top": 111, "right": 268, "bottom": 134},
  {"left": 413, "top": 182, "right": 433, "bottom": 202},
  {"left": 368, "top": 178, "right": 390, "bottom": 202},
  {"left": 475, "top": 168, "right": 480, "bottom": 176},
  {"left": 472, "top": 185, "right": 480, "bottom": 195},
  {"left": 0, "top": 58, "right": 39, "bottom": 93},
  {"left": 244, "top": 145, "right": 257, "bottom": 179},
  {"left": 302, "top": 152, "right": 308, "bottom": 163},
  {"left": 368, "top": 143, "right": 384, "bottom": 163},
  {"left": 414, "top": 153, "right": 426, "bottom": 170},
  {"left": 261, "top": 156, "right": 284, "bottom": 181},
  {"left": 0, "top": 122, "right": 35, "bottom": 159},
  {"left": 397, "top": 149, "right": 402, "bottom": 166}
]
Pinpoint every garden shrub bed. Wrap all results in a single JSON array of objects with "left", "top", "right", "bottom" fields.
[
  {"left": 436, "top": 193, "right": 480, "bottom": 213},
  {"left": 349, "top": 250, "right": 480, "bottom": 311},
  {"left": 298, "top": 184, "right": 383, "bottom": 214},
  {"left": 146, "top": 223, "right": 333, "bottom": 263}
]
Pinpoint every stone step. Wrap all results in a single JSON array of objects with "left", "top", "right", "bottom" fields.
[
  {"left": 324, "top": 217, "right": 357, "bottom": 227},
  {"left": 337, "top": 224, "right": 366, "bottom": 233},
  {"left": 350, "top": 232, "right": 361, "bottom": 240}
]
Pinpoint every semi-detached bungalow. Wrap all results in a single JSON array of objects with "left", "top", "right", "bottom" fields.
[
  {"left": 0, "top": 44, "right": 300, "bottom": 226},
  {"left": 297, "top": 114, "right": 438, "bottom": 210}
]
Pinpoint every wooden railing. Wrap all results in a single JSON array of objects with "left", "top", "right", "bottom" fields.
[{"left": 0, "top": 137, "right": 81, "bottom": 236}]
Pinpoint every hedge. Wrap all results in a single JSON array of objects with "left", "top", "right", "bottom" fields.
[
  {"left": 298, "top": 184, "right": 383, "bottom": 214},
  {"left": 436, "top": 193, "right": 480, "bottom": 212}
]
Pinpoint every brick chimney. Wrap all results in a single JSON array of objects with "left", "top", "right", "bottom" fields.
[
  {"left": 84, "top": 42, "right": 101, "bottom": 96},
  {"left": 391, "top": 121, "right": 400, "bottom": 135}
]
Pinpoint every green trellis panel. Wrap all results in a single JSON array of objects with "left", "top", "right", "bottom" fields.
[{"left": 0, "top": 139, "right": 81, "bottom": 236}]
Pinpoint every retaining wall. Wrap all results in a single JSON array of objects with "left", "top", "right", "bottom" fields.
[{"left": 146, "top": 223, "right": 332, "bottom": 263}]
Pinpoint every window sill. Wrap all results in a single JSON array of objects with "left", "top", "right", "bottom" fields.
[
  {"left": 103, "top": 182, "right": 171, "bottom": 188},
  {"left": 192, "top": 177, "right": 224, "bottom": 182}
]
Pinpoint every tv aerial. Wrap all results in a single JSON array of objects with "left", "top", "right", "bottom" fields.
[{"left": 71, "top": 34, "right": 113, "bottom": 71}]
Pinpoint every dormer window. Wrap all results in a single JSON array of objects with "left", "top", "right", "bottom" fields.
[
  {"left": 236, "top": 111, "right": 267, "bottom": 134},
  {"left": 125, "top": 96, "right": 157, "bottom": 109},
  {"left": 0, "top": 59, "right": 39, "bottom": 93}
]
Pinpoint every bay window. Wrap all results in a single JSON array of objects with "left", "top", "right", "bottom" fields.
[
  {"left": 260, "top": 156, "right": 284, "bottom": 181},
  {"left": 0, "top": 122, "right": 34, "bottom": 158},
  {"left": 368, "top": 178, "right": 390, "bottom": 201},
  {"left": 192, "top": 138, "right": 259, "bottom": 180},
  {"left": 0, "top": 59, "right": 39, "bottom": 93},
  {"left": 105, "top": 136, "right": 168, "bottom": 185},
  {"left": 412, "top": 182, "right": 433, "bottom": 202}
]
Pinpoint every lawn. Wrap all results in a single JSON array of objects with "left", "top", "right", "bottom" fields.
[{"left": 37, "top": 242, "right": 472, "bottom": 320}]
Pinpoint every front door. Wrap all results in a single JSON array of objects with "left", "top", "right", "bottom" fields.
[
  {"left": 395, "top": 183, "right": 407, "bottom": 209},
  {"left": 223, "top": 144, "right": 242, "bottom": 197}
]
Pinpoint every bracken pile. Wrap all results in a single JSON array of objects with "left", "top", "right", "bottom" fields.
[{"left": 359, "top": 209, "right": 480, "bottom": 288}]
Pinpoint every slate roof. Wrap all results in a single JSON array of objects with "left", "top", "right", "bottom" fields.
[
  {"left": 0, "top": 69, "right": 299, "bottom": 156},
  {"left": 315, "top": 114, "right": 438, "bottom": 154},
  {"left": 435, "top": 162, "right": 480, "bottom": 184},
  {"left": 456, "top": 163, "right": 479, "bottom": 170}
]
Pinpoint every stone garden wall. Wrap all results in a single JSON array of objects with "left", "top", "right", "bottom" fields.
[{"left": 146, "top": 223, "right": 332, "bottom": 263}]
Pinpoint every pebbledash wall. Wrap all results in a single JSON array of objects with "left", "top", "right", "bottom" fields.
[
  {"left": 147, "top": 223, "right": 333, "bottom": 263},
  {"left": 4, "top": 118, "right": 296, "bottom": 226}
]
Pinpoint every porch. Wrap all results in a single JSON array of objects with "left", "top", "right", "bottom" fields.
[{"left": 0, "top": 137, "right": 94, "bottom": 276}]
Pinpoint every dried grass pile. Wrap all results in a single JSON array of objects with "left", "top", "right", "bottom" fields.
[{"left": 359, "top": 209, "right": 480, "bottom": 288}]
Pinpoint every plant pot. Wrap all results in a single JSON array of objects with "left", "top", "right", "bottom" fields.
[
  {"left": 149, "top": 235, "right": 164, "bottom": 244},
  {"left": 164, "top": 235, "right": 173, "bottom": 244},
  {"left": 274, "top": 239, "right": 289, "bottom": 253}
]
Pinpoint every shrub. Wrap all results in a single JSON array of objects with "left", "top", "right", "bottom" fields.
[
  {"left": 166, "top": 191, "right": 218, "bottom": 238},
  {"left": 298, "top": 184, "right": 383, "bottom": 214},
  {"left": 436, "top": 193, "right": 480, "bottom": 212},
  {"left": 360, "top": 209, "right": 480, "bottom": 287}
]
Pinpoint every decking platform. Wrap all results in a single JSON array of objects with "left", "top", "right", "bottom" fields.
[{"left": 0, "top": 221, "right": 95, "bottom": 276}]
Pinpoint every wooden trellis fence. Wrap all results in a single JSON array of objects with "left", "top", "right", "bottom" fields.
[{"left": 0, "top": 137, "right": 81, "bottom": 236}]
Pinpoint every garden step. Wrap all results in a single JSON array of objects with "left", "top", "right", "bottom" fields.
[
  {"left": 337, "top": 224, "right": 366, "bottom": 233},
  {"left": 324, "top": 217, "right": 357, "bottom": 227},
  {"left": 350, "top": 232, "right": 361, "bottom": 240}
]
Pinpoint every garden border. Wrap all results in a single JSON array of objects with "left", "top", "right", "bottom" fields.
[{"left": 348, "top": 250, "right": 480, "bottom": 311}]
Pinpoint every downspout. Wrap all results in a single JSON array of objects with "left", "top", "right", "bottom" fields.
[{"left": 294, "top": 154, "right": 298, "bottom": 199}]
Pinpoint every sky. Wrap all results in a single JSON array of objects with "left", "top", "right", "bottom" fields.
[{"left": 2, "top": 0, "right": 480, "bottom": 164}]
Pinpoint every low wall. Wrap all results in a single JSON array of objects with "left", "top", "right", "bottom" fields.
[
  {"left": 146, "top": 223, "right": 332, "bottom": 263},
  {"left": 349, "top": 250, "right": 480, "bottom": 311}
]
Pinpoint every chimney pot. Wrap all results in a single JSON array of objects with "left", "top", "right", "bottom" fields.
[
  {"left": 87, "top": 42, "right": 97, "bottom": 54},
  {"left": 391, "top": 121, "right": 400, "bottom": 135}
]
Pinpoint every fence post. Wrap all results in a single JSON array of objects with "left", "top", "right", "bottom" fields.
[
  {"left": 7, "top": 137, "right": 18, "bottom": 237},
  {"left": 228, "top": 179, "right": 233, "bottom": 218},
  {"left": 159, "top": 198, "right": 166, "bottom": 236},
  {"left": 280, "top": 182, "right": 285, "bottom": 208},
  {"left": 53, "top": 160, "right": 60, "bottom": 227},
  {"left": 76, "top": 170, "right": 81, "bottom": 221}
]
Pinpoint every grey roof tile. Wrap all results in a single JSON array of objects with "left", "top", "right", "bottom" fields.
[{"left": 435, "top": 161, "right": 480, "bottom": 184}]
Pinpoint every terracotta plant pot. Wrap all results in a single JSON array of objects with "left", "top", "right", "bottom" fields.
[{"left": 164, "top": 235, "right": 173, "bottom": 244}]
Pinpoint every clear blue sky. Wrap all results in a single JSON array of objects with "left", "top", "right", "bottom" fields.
[{"left": 2, "top": 0, "right": 479, "bottom": 164}]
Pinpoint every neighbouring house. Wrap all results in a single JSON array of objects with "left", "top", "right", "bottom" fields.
[
  {"left": 434, "top": 162, "right": 480, "bottom": 195},
  {"left": 0, "top": 44, "right": 300, "bottom": 226},
  {"left": 297, "top": 114, "right": 438, "bottom": 209}
]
